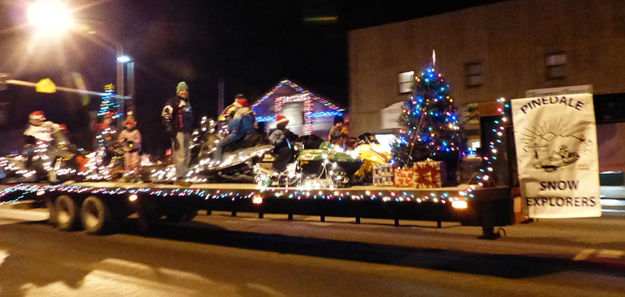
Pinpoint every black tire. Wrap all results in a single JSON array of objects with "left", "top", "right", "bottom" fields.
[
  {"left": 330, "top": 166, "right": 351, "bottom": 188},
  {"left": 81, "top": 196, "right": 117, "bottom": 234},
  {"left": 55, "top": 195, "right": 81, "bottom": 231},
  {"left": 165, "top": 209, "right": 198, "bottom": 223},
  {"left": 44, "top": 196, "right": 57, "bottom": 226}
]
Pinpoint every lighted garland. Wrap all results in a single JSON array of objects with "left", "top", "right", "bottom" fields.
[
  {"left": 1, "top": 183, "right": 468, "bottom": 205},
  {"left": 252, "top": 80, "right": 345, "bottom": 130},
  {"left": 463, "top": 97, "right": 508, "bottom": 199},
  {"left": 476, "top": 97, "right": 508, "bottom": 187},
  {"left": 252, "top": 80, "right": 342, "bottom": 111},
  {"left": 0, "top": 184, "right": 44, "bottom": 205}
]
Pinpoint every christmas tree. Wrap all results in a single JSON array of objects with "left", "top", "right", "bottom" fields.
[
  {"left": 392, "top": 63, "right": 466, "bottom": 171},
  {"left": 97, "top": 84, "right": 121, "bottom": 119},
  {"left": 94, "top": 84, "right": 120, "bottom": 150}
]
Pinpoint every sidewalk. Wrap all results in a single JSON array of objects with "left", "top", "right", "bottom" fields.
[{"left": 191, "top": 210, "right": 625, "bottom": 272}]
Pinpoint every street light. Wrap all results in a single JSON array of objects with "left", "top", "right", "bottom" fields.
[
  {"left": 24, "top": 0, "right": 134, "bottom": 120},
  {"left": 27, "top": 0, "right": 74, "bottom": 36},
  {"left": 116, "top": 55, "right": 131, "bottom": 63},
  {"left": 116, "top": 52, "right": 135, "bottom": 120}
]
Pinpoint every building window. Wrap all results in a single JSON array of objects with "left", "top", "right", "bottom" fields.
[
  {"left": 465, "top": 62, "right": 483, "bottom": 87},
  {"left": 546, "top": 52, "right": 567, "bottom": 79},
  {"left": 398, "top": 71, "right": 414, "bottom": 94}
]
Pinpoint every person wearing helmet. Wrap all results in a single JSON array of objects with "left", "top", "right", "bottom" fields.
[
  {"left": 22, "top": 111, "right": 62, "bottom": 181},
  {"left": 24, "top": 110, "right": 61, "bottom": 144},
  {"left": 118, "top": 118, "right": 142, "bottom": 181},
  {"left": 162, "top": 81, "right": 194, "bottom": 184},
  {"left": 214, "top": 93, "right": 257, "bottom": 161}
]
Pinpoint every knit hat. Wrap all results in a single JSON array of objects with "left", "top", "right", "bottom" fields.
[
  {"left": 234, "top": 93, "right": 249, "bottom": 107},
  {"left": 176, "top": 81, "right": 189, "bottom": 94},
  {"left": 275, "top": 114, "right": 289, "bottom": 126}
]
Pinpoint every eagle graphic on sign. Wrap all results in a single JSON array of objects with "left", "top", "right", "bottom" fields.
[{"left": 520, "top": 119, "right": 591, "bottom": 172}]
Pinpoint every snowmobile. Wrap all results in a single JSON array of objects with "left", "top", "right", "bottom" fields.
[
  {"left": 254, "top": 140, "right": 306, "bottom": 187},
  {"left": 200, "top": 135, "right": 274, "bottom": 183},
  {"left": 150, "top": 116, "right": 274, "bottom": 183},
  {"left": 350, "top": 133, "right": 392, "bottom": 185},
  {"left": 1, "top": 129, "right": 89, "bottom": 183},
  {"left": 297, "top": 141, "right": 363, "bottom": 188}
]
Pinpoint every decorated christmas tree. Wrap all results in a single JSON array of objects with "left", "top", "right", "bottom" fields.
[
  {"left": 94, "top": 84, "right": 121, "bottom": 150},
  {"left": 97, "top": 84, "right": 121, "bottom": 119},
  {"left": 392, "top": 59, "right": 466, "bottom": 183}
]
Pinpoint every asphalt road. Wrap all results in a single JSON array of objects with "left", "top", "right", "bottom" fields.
[{"left": 0, "top": 207, "right": 624, "bottom": 297}]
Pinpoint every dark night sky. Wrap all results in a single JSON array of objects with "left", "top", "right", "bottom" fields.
[{"left": 0, "top": 0, "right": 505, "bottom": 154}]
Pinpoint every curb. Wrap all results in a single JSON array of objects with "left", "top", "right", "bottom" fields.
[
  {"left": 8, "top": 200, "right": 43, "bottom": 210},
  {"left": 574, "top": 249, "right": 625, "bottom": 271}
]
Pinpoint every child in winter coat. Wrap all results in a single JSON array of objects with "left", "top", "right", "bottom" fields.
[
  {"left": 118, "top": 119, "right": 142, "bottom": 181},
  {"left": 268, "top": 114, "right": 298, "bottom": 172}
]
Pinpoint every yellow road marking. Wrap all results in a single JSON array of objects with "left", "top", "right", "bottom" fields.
[
  {"left": 573, "top": 249, "right": 596, "bottom": 261},
  {"left": 596, "top": 249, "right": 625, "bottom": 259}
]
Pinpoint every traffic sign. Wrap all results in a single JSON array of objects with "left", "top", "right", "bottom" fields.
[{"left": 36, "top": 78, "right": 56, "bottom": 93}]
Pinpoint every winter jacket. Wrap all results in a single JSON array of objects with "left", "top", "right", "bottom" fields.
[
  {"left": 118, "top": 128, "right": 142, "bottom": 152},
  {"left": 23, "top": 121, "right": 60, "bottom": 144},
  {"left": 162, "top": 96, "right": 193, "bottom": 135},
  {"left": 227, "top": 107, "right": 255, "bottom": 137},
  {"left": 268, "top": 128, "right": 298, "bottom": 150}
]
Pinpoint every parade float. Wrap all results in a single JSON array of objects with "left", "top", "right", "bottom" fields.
[{"left": 0, "top": 65, "right": 519, "bottom": 238}]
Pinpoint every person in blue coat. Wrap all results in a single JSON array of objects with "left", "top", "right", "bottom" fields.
[{"left": 214, "top": 94, "right": 256, "bottom": 161}]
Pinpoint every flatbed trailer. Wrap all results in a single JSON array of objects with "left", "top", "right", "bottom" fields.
[{"left": 1, "top": 181, "right": 514, "bottom": 238}]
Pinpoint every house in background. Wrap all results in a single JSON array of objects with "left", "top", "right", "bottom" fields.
[{"left": 252, "top": 79, "right": 345, "bottom": 139}]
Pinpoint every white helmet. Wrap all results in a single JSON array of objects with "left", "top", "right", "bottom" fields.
[{"left": 29, "top": 110, "right": 46, "bottom": 126}]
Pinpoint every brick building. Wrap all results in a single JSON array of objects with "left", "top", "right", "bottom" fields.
[{"left": 348, "top": 0, "right": 625, "bottom": 172}]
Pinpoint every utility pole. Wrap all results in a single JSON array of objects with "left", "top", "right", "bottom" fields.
[
  {"left": 218, "top": 78, "right": 225, "bottom": 115},
  {"left": 116, "top": 45, "right": 125, "bottom": 124}
]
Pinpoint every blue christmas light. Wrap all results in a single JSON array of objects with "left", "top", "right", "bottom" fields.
[
  {"left": 308, "top": 110, "right": 343, "bottom": 118},
  {"left": 256, "top": 115, "right": 275, "bottom": 123}
]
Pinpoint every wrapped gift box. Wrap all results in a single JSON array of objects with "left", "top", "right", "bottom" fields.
[
  {"left": 394, "top": 166, "right": 415, "bottom": 188},
  {"left": 372, "top": 163, "right": 394, "bottom": 186},
  {"left": 373, "top": 175, "right": 394, "bottom": 187},
  {"left": 414, "top": 160, "right": 445, "bottom": 188}
]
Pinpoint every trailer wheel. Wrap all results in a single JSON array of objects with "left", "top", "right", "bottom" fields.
[
  {"left": 44, "top": 196, "right": 57, "bottom": 226},
  {"left": 166, "top": 209, "right": 198, "bottom": 223},
  {"left": 55, "top": 195, "right": 80, "bottom": 231},
  {"left": 81, "top": 196, "right": 116, "bottom": 234}
]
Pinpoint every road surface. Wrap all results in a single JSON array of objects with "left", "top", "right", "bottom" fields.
[{"left": 0, "top": 206, "right": 624, "bottom": 297}]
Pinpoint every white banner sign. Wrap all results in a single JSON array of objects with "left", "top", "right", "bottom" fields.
[
  {"left": 525, "top": 84, "right": 593, "bottom": 97},
  {"left": 511, "top": 93, "right": 601, "bottom": 218}
]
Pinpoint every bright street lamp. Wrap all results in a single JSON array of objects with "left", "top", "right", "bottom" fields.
[
  {"left": 24, "top": 1, "right": 135, "bottom": 120},
  {"left": 115, "top": 52, "right": 135, "bottom": 120},
  {"left": 27, "top": 0, "right": 74, "bottom": 35},
  {"left": 116, "top": 55, "right": 132, "bottom": 63}
]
